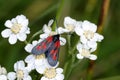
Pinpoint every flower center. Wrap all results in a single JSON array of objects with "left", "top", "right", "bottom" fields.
[
  {"left": 35, "top": 54, "right": 45, "bottom": 59},
  {"left": 66, "top": 24, "right": 74, "bottom": 32},
  {"left": 83, "top": 30, "right": 94, "bottom": 40},
  {"left": 16, "top": 70, "right": 24, "bottom": 79},
  {"left": 44, "top": 68, "right": 56, "bottom": 79},
  {"left": 11, "top": 23, "right": 22, "bottom": 34},
  {"left": 49, "top": 31, "right": 57, "bottom": 36},
  {"left": 81, "top": 48, "right": 90, "bottom": 57}
]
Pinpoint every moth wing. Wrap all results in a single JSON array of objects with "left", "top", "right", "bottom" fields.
[
  {"left": 31, "top": 36, "right": 53, "bottom": 55},
  {"left": 45, "top": 40, "right": 60, "bottom": 66}
]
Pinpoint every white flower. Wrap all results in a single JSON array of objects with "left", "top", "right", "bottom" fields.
[
  {"left": 41, "top": 68, "right": 64, "bottom": 80},
  {"left": 40, "top": 19, "right": 66, "bottom": 46},
  {"left": 58, "top": 16, "right": 77, "bottom": 34},
  {"left": 25, "top": 39, "right": 43, "bottom": 53},
  {"left": 7, "top": 60, "right": 32, "bottom": 80},
  {"left": 0, "top": 66, "right": 7, "bottom": 80},
  {"left": 1, "top": 14, "right": 30, "bottom": 44},
  {"left": 25, "top": 54, "right": 53, "bottom": 74},
  {"left": 0, "top": 75, "right": 7, "bottom": 80},
  {"left": 75, "top": 20, "right": 104, "bottom": 49},
  {"left": 76, "top": 43, "right": 97, "bottom": 60}
]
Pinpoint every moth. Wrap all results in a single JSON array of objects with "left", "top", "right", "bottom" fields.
[{"left": 31, "top": 34, "right": 60, "bottom": 67}]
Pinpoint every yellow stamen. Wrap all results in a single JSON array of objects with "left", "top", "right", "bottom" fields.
[
  {"left": 66, "top": 24, "right": 74, "bottom": 32},
  {"left": 44, "top": 68, "right": 56, "bottom": 79},
  {"left": 81, "top": 48, "right": 90, "bottom": 57},
  {"left": 11, "top": 23, "right": 22, "bottom": 34},
  {"left": 16, "top": 70, "right": 24, "bottom": 79},
  {"left": 35, "top": 54, "right": 45, "bottom": 59},
  {"left": 49, "top": 31, "right": 57, "bottom": 36},
  {"left": 83, "top": 30, "right": 94, "bottom": 40}
]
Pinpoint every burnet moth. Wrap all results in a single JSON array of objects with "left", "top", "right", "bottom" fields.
[{"left": 31, "top": 20, "right": 60, "bottom": 67}]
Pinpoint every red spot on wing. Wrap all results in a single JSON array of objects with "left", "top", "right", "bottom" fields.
[
  {"left": 36, "top": 45, "right": 41, "bottom": 50},
  {"left": 53, "top": 55, "right": 57, "bottom": 60},
  {"left": 46, "top": 36, "right": 53, "bottom": 43},
  {"left": 50, "top": 50, "right": 55, "bottom": 55},
  {"left": 54, "top": 41, "right": 60, "bottom": 48},
  {"left": 41, "top": 42, "right": 47, "bottom": 49},
  {"left": 50, "top": 49, "right": 58, "bottom": 60}
]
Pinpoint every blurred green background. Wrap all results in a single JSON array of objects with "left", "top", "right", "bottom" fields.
[{"left": 0, "top": 0, "right": 120, "bottom": 80}]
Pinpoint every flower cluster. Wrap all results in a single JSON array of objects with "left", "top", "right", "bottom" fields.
[
  {"left": 24, "top": 19, "right": 65, "bottom": 80},
  {"left": 1, "top": 15, "right": 104, "bottom": 80},
  {"left": 57, "top": 17, "right": 104, "bottom": 60},
  {"left": 1, "top": 15, "right": 30, "bottom": 44}
]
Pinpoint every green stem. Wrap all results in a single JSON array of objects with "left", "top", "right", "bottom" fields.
[
  {"left": 52, "top": 0, "right": 65, "bottom": 30},
  {"left": 28, "top": 30, "right": 43, "bottom": 43},
  {"left": 67, "top": 35, "right": 71, "bottom": 54},
  {"left": 72, "top": 59, "right": 82, "bottom": 68},
  {"left": 24, "top": 40, "right": 28, "bottom": 45},
  {"left": 64, "top": 54, "right": 75, "bottom": 80}
]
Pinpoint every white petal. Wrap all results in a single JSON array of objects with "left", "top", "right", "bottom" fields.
[
  {"left": 60, "top": 37, "right": 66, "bottom": 46},
  {"left": 37, "top": 39, "right": 43, "bottom": 43},
  {"left": 25, "top": 55, "right": 35, "bottom": 63},
  {"left": 17, "top": 33, "right": 27, "bottom": 41},
  {"left": 32, "top": 40, "right": 39, "bottom": 45},
  {"left": 94, "top": 33, "right": 104, "bottom": 42},
  {"left": 19, "top": 26, "right": 27, "bottom": 33},
  {"left": 80, "top": 36, "right": 87, "bottom": 44},
  {"left": 87, "top": 41, "right": 97, "bottom": 49},
  {"left": 41, "top": 77, "right": 49, "bottom": 80},
  {"left": 25, "top": 63, "right": 35, "bottom": 72},
  {"left": 4, "top": 20, "right": 13, "bottom": 28},
  {"left": 25, "top": 55, "right": 35, "bottom": 71},
  {"left": 16, "top": 15, "right": 26, "bottom": 24},
  {"left": 11, "top": 18, "right": 17, "bottom": 23},
  {"left": 88, "top": 24, "right": 97, "bottom": 33},
  {"left": 25, "top": 44, "right": 33, "bottom": 53},
  {"left": 8, "top": 34, "right": 17, "bottom": 44},
  {"left": 56, "top": 68, "right": 63, "bottom": 74},
  {"left": 74, "top": 21, "right": 83, "bottom": 35},
  {"left": 76, "top": 54, "right": 84, "bottom": 59},
  {"left": 57, "top": 27, "right": 69, "bottom": 34},
  {"left": 89, "top": 54, "right": 97, "bottom": 60},
  {"left": 7, "top": 72, "right": 16, "bottom": 80},
  {"left": 75, "top": 26, "right": 83, "bottom": 36},
  {"left": 43, "top": 24, "right": 51, "bottom": 33},
  {"left": 90, "top": 47, "right": 97, "bottom": 52},
  {"left": 35, "top": 59, "right": 48, "bottom": 74},
  {"left": 1, "top": 67, "right": 7, "bottom": 75},
  {"left": 0, "top": 75, "right": 7, "bottom": 80},
  {"left": 35, "top": 65, "right": 46, "bottom": 74},
  {"left": 23, "top": 75, "right": 32, "bottom": 80},
  {"left": 64, "top": 17, "right": 76, "bottom": 28},
  {"left": 25, "top": 28, "right": 30, "bottom": 34},
  {"left": 35, "top": 58, "right": 44, "bottom": 65},
  {"left": 1, "top": 29, "right": 12, "bottom": 38},
  {"left": 76, "top": 43, "right": 83, "bottom": 51},
  {"left": 82, "top": 20, "right": 97, "bottom": 32},
  {"left": 48, "top": 19, "right": 54, "bottom": 27},
  {"left": 21, "top": 19, "right": 29, "bottom": 27},
  {"left": 55, "top": 74, "right": 64, "bottom": 80},
  {"left": 40, "top": 34, "right": 49, "bottom": 39},
  {"left": 14, "top": 60, "right": 25, "bottom": 71}
]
